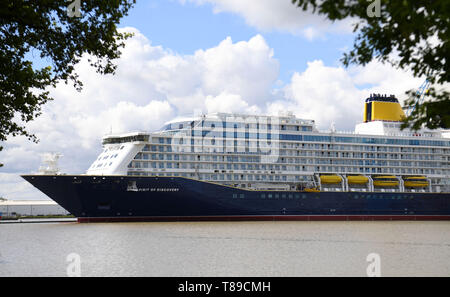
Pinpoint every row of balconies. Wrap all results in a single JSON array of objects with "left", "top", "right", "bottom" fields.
[
  {"left": 143, "top": 142, "right": 447, "bottom": 156},
  {"left": 152, "top": 133, "right": 449, "bottom": 148},
  {"left": 132, "top": 156, "right": 446, "bottom": 168},
  {"left": 136, "top": 150, "right": 446, "bottom": 162}
]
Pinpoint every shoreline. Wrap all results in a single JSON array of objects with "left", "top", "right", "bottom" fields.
[{"left": 0, "top": 217, "right": 77, "bottom": 224}]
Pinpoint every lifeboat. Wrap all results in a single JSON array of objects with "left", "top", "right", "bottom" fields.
[
  {"left": 372, "top": 175, "right": 399, "bottom": 187},
  {"left": 404, "top": 176, "right": 429, "bottom": 188},
  {"left": 319, "top": 174, "right": 342, "bottom": 184},
  {"left": 347, "top": 175, "right": 369, "bottom": 185},
  {"left": 304, "top": 187, "right": 320, "bottom": 192}
]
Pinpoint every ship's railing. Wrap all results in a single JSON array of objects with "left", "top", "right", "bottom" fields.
[{"left": 318, "top": 129, "right": 442, "bottom": 139}]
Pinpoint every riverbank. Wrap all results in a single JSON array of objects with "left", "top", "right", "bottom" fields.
[{"left": 0, "top": 216, "right": 77, "bottom": 224}]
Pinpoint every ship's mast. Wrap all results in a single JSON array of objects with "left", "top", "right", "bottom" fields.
[{"left": 38, "top": 153, "right": 62, "bottom": 175}]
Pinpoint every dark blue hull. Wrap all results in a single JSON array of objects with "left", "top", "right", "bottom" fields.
[{"left": 22, "top": 175, "right": 450, "bottom": 222}]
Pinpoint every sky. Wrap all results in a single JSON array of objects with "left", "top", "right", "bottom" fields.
[{"left": 0, "top": 0, "right": 432, "bottom": 200}]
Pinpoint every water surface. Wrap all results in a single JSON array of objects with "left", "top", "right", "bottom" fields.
[{"left": 1, "top": 221, "right": 449, "bottom": 276}]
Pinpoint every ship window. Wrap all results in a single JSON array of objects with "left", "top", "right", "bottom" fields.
[
  {"left": 239, "top": 194, "right": 245, "bottom": 199},
  {"left": 261, "top": 194, "right": 266, "bottom": 199},
  {"left": 268, "top": 194, "right": 272, "bottom": 199},
  {"left": 232, "top": 194, "right": 238, "bottom": 199},
  {"left": 275, "top": 194, "right": 279, "bottom": 199}
]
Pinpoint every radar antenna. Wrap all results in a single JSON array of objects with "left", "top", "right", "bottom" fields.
[{"left": 38, "top": 153, "right": 63, "bottom": 175}]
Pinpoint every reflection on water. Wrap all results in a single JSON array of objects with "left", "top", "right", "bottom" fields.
[{"left": 0, "top": 221, "right": 449, "bottom": 276}]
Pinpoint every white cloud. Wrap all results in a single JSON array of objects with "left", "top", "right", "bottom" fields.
[
  {"left": 196, "top": 35, "right": 279, "bottom": 105},
  {"left": 0, "top": 28, "right": 279, "bottom": 200},
  {"left": 268, "top": 60, "right": 364, "bottom": 131},
  {"left": 184, "top": 0, "right": 354, "bottom": 39},
  {"left": 0, "top": 173, "right": 48, "bottom": 200},
  {"left": 68, "top": 100, "right": 174, "bottom": 149},
  {"left": 205, "top": 92, "right": 261, "bottom": 114},
  {"left": 269, "top": 60, "right": 425, "bottom": 131}
]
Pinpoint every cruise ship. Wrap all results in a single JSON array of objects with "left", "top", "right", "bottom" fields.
[{"left": 22, "top": 95, "right": 450, "bottom": 222}]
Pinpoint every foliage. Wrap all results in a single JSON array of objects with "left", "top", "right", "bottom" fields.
[
  {"left": 0, "top": 0, "right": 136, "bottom": 164},
  {"left": 401, "top": 88, "right": 450, "bottom": 130}
]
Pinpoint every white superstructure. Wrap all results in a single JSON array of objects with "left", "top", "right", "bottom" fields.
[{"left": 86, "top": 106, "right": 450, "bottom": 194}]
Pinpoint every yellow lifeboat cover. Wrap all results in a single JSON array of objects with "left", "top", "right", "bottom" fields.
[
  {"left": 347, "top": 175, "right": 369, "bottom": 184},
  {"left": 404, "top": 176, "right": 429, "bottom": 187},
  {"left": 320, "top": 175, "right": 342, "bottom": 184},
  {"left": 373, "top": 175, "right": 399, "bottom": 187}
]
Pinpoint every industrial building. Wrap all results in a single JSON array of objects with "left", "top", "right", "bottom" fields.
[{"left": 0, "top": 200, "right": 70, "bottom": 217}]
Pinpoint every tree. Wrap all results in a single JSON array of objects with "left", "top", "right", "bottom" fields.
[
  {"left": 0, "top": 0, "right": 136, "bottom": 167},
  {"left": 292, "top": 0, "right": 450, "bottom": 130}
]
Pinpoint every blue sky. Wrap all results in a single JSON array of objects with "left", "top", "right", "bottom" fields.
[{"left": 119, "top": 0, "right": 355, "bottom": 83}]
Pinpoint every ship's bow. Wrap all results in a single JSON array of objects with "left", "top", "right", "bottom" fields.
[{"left": 21, "top": 175, "right": 84, "bottom": 217}]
